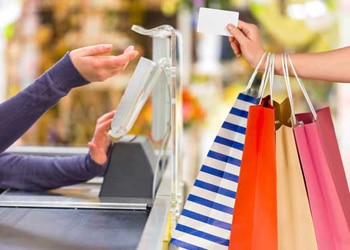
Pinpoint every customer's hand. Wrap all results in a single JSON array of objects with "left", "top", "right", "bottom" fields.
[
  {"left": 70, "top": 44, "right": 139, "bottom": 82},
  {"left": 88, "top": 111, "right": 115, "bottom": 165},
  {"left": 227, "top": 20, "right": 265, "bottom": 69}
]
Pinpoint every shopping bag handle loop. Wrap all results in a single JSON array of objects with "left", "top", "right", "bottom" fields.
[
  {"left": 268, "top": 53, "right": 275, "bottom": 102},
  {"left": 259, "top": 52, "right": 271, "bottom": 96},
  {"left": 282, "top": 53, "right": 297, "bottom": 125},
  {"left": 282, "top": 53, "right": 317, "bottom": 124},
  {"left": 258, "top": 53, "right": 275, "bottom": 104},
  {"left": 245, "top": 52, "right": 268, "bottom": 97}
]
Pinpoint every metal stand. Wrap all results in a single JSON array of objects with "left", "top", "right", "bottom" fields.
[{"left": 131, "top": 25, "right": 182, "bottom": 220}]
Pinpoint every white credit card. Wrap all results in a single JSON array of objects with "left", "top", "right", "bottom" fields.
[{"left": 197, "top": 7, "right": 239, "bottom": 36}]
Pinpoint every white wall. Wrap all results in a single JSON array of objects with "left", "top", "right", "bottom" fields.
[{"left": 0, "top": 0, "right": 22, "bottom": 102}]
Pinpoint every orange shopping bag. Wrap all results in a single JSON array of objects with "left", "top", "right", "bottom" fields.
[
  {"left": 228, "top": 94, "right": 277, "bottom": 250},
  {"left": 229, "top": 54, "right": 277, "bottom": 250}
]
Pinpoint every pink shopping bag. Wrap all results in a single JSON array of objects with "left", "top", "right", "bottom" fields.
[
  {"left": 285, "top": 54, "right": 350, "bottom": 250},
  {"left": 294, "top": 108, "right": 350, "bottom": 250}
]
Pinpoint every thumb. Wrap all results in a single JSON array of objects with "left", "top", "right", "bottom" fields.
[
  {"left": 124, "top": 45, "right": 135, "bottom": 53},
  {"left": 227, "top": 23, "right": 248, "bottom": 45},
  {"left": 87, "top": 141, "right": 97, "bottom": 152}
]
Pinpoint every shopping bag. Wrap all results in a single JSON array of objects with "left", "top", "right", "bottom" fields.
[
  {"left": 274, "top": 99, "right": 318, "bottom": 250},
  {"left": 170, "top": 53, "right": 271, "bottom": 249},
  {"left": 228, "top": 55, "right": 277, "bottom": 250},
  {"left": 274, "top": 54, "right": 318, "bottom": 250},
  {"left": 286, "top": 54, "right": 350, "bottom": 250},
  {"left": 228, "top": 95, "right": 277, "bottom": 250}
]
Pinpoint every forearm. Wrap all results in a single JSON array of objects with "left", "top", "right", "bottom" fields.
[
  {"left": 0, "top": 153, "right": 105, "bottom": 191},
  {"left": 0, "top": 53, "right": 89, "bottom": 153},
  {"left": 273, "top": 47, "right": 350, "bottom": 82}
]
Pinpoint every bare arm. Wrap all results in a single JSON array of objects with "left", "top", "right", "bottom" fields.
[
  {"left": 227, "top": 21, "right": 350, "bottom": 83},
  {"left": 281, "top": 48, "right": 350, "bottom": 82}
]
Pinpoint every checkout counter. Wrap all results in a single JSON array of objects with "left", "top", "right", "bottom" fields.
[
  {"left": 0, "top": 145, "right": 175, "bottom": 250},
  {"left": 0, "top": 24, "right": 183, "bottom": 250}
]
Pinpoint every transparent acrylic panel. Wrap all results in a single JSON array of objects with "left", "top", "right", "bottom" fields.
[{"left": 109, "top": 57, "right": 166, "bottom": 139}]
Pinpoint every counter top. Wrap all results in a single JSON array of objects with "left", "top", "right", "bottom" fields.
[
  {"left": 0, "top": 175, "right": 172, "bottom": 250},
  {"left": 0, "top": 207, "right": 148, "bottom": 250},
  {"left": 0, "top": 149, "right": 174, "bottom": 250}
]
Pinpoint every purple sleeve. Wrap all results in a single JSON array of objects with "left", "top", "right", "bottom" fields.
[
  {"left": 0, "top": 53, "right": 89, "bottom": 153},
  {"left": 0, "top": 152, "right": 106, "bottom": 191}
]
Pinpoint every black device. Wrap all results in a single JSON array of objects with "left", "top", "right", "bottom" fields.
[{"left": 99, "top": 135, "right": 163, "bottom": 204}]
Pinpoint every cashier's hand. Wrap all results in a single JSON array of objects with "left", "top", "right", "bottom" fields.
[
  {"left": 88, "top": 111, "right": 115, "bottom": 165},
  {"left": 70, "top": 44, "right": 139, "bottom": 82}
]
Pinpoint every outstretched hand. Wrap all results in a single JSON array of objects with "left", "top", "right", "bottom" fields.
[
  {"left": 88, "top": 111, "right": 115, "bottom": 165},
  {"left": 227, "top": 20, "right": 265, "bottom": 69},
  {"left": 69, "top": 44, "right": 139, "bottom": 82}
]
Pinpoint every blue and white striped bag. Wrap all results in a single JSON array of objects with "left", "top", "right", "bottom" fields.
[{"left": 170, "top": 53, "right": 270, "bottom": 250}]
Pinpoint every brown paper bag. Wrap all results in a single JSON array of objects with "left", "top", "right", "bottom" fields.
[{"left": 274, "top": 98, "right": 318, "bottom": 250}]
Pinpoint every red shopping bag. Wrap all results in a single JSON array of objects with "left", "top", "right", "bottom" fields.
[{"left": 228, "top": 95, "right": 277, "bottom": 250}]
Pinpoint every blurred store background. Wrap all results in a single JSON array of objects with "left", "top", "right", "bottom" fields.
[{"left": 0, "top": 0, "right": 349, "bottom": 188}]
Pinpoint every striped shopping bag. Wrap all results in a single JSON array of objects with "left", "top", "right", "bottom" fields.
[{"left": 170, "top": 53, "right": 271, "bottom": 249}]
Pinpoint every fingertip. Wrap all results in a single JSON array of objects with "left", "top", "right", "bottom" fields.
[
  {"left": 123, "top": 45, "right": 138, "bottom": 55},
  {"left": 102, "top": 44, "right": 113, "bottom": 50},
  {"left": 127, "top": 50, "right": 139, "bottom": 59},
  {"left": 227, "top": 23, "right": 235, "bottom": 30},
  {"left": 133, "top": 50, "right": 139, "bottom": 57},
  {"left": 228, "top": 23, "right": 239, "bottom": 33},
  {"left": 124, "top": 45, "right": 135, "bottom": 52}
]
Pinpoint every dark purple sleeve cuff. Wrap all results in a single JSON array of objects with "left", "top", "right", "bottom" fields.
[
  {"left": 0, "top": 152, "right": 106, "bottom": 191},
  {"left": 48, "top": 52, "right": 90, "bottom": 91}
]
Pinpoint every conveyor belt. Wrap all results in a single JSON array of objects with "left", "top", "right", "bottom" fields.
[{"left": 0, "top": 207, "right": 148, "bottom": 250}]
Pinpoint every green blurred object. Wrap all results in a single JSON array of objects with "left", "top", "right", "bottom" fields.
[
  {"left": 4, "top": 23, "right": 15, "bottom": 40},
  {"left": 249, "top": 0, "right": 338, "bottom": 52}
]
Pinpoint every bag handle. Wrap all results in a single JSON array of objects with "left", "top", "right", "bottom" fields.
[
  {"left": 281, "top": 53, "right": 296, "bottom": 125},
  {"left": 245, "top": 52, "right": 269, "bottom": 97},
  {"left": 282, "top": 53, "right": 317, "bottom": 124},
  {"left": 287, "top": 54, "right": 317, "bottom": 121},
  {"left": 268, "top": 53, "right": 275, "bottom": 101},
  {"left": 258, "top": 53, "right": 275, "bottom": 104}
]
